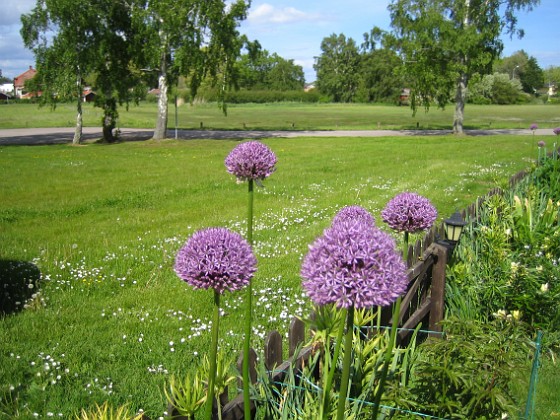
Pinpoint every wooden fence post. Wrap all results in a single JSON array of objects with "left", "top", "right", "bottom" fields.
[
  {"left": 429, "top": 243, "right": 448, "bottom": 335},
  {"left": 289, "top": 317, "right": 305, "bottom": 357},
  {"left": 265, "top": 331, "right": 283, "bottom": 371}
]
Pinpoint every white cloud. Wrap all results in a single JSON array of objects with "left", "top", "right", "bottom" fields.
[
  {"left": 248, "top": 4, "right": 317, "bottom": 25},
  {"left": 0, "top": 0, "right": 36, "bottom": 26}
]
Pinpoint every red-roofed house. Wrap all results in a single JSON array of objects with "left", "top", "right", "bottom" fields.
[{"left": 13, "top": 66, "right": 37, "bottom": 98}]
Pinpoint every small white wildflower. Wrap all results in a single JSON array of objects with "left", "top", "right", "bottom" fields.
[{"left": 541, "top": 283, "right": 549, "bottom": 293}]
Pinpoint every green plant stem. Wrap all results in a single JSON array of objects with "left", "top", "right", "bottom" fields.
[
  {"left": 205, "top": 291, "right": 221, "bottom": 420},
  {"left": 403, "top": 231, "right": 409, "bottom": 263},
  {"left": 242, "top": 179, "right": 254, "bottom": 420},
  {"left": 336, "top": 305, "right": 355, "bottom": 420},
  {"left": 371, "top": 297, "right": 402, "bottom": 419},
  {"left": 321, "top": 308, "right": 347, "bottom": 419}
]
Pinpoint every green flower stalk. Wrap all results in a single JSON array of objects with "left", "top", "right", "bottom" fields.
[
  {"left": 375, "top": 192, "right": 438, "bottom": 418},
  {"left": 321, "top": 307, "right": 346, "bottom": 419},
  {"left": 301, "top": 216, "right": 407, "bottom": 419},
  {"left": 225, "top": 141, "right": 277, "bottom": 419},
  {"left": 175, "top": 228, "right": 256, "bottom": 419},
  {"left": 243, "top": 178, "right": 254, "bottom": 419},
  {"left": 336, "top": 305, "right": 355, "bottom": 420}
]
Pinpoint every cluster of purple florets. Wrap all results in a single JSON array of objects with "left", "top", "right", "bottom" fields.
[
  {"left": 301, "top": 208, "right": 407, "bottom": 309},
  {"left": 331, "top": 205, "right": 376, "bottom": 228},
  {"left": 381, "top": 192, "right": 437, "bottom": 233},
  {"left": 174, "top": 227, "right": 256, "bottom": 294},
  {"left": 225, "top": 141, "right": 277, "bottom": 182}
]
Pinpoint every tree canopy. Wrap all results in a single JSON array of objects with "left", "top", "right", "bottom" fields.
[
  {"left": 314, "top": 33, "right": 361, "bottom": 103},
  {"left": 136, "top": 0, "right": 250, "bottom": 139},
  {"left": 21, "top": 0, "right": 250, "bottom": 141},
  {"left": 21, "top": 0, "right": 144, "bottom": 143},
  {"left": 235, "top": 40, "right": 305, "bottom": 91},
  {"left": 385, "top": 0, "right": 540, "bottom": 134}
]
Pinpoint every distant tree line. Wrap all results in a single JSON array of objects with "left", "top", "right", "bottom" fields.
[
  {"left": 20, "top": 0, "right": 556, "bottom": 138},
  {"left": 314, "top": 32, "right": 555, "bottom": 106}
]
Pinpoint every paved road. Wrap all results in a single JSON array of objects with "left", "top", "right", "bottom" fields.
[{"left": 0, "top": 126, "right": 555, "bottom": 145}]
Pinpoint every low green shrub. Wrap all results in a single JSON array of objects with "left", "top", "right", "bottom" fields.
[
  {"left": 449, "top": 152, "right": 560, "bottom": 332},
  {"left": 404, "top": 317, "right": 532, "bottom": 419}
]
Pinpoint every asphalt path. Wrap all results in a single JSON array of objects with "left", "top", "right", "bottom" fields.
[{"left": 0, "top": 126, "right": 555, "bottom": 146}]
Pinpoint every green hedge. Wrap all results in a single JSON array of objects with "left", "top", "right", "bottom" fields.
[{"left": 192, "top": 89, "right": 320, "bottom": 104}]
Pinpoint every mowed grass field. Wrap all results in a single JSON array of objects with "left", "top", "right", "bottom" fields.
[
  {"left": 1, "top": 101, "right": 560, "bottom": 131},
  {"left": 0, "top": 102, "right": 558, "bottom": 418}
]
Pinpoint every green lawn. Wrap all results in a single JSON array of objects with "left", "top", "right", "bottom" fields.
[
  {"left": 0, "top": 133, "right": 557, "bottom": 418},
  {"left": 1, "top": 101, "right": 560, "bottom": 131}
]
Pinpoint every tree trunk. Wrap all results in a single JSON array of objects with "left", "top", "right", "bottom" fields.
[
  {"left": 453, "top": 0, "right": 470, "bottom": 135},
  {"left": 453, "top": 72, "right": 467, "bottom": 135},
  {"left": 73, "top": 73, "right": 83, "bottom": 145},
  {"left": 73, "top": 95, "right": 83, "bottom": 145},
  {"left": 101, "top": 97, "right": 117, "bottom": 143},
  {"left": 153, "top": 43, "right": 168, "bottom": 140}
]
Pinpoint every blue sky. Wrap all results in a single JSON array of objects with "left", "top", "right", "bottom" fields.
[{"left": 2, "top": 0, "right": 559, "bottom": 83}]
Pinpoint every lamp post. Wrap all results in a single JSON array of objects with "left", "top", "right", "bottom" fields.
[
  {"left": 512, "top": 65, "right": 520, "bottom": 80},
  {"left": 441, "top": 210, "right": 467, "bottom": 252}
]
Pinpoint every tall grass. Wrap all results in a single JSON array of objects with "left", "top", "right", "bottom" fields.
[
  {"left": 0, "top": 135, "right": 542, "bottom": 418},
  {"left": 1, "top": 102, "right": 560, "bottom": 131}
]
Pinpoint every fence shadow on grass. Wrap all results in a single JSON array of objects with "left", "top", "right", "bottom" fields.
[{"left": 0, "top": 260, "right": 41, "bottom": 315}]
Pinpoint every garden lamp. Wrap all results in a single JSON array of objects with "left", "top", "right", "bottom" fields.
[{"left": 443, "top": 211, "right": 467, "bottom": 244}]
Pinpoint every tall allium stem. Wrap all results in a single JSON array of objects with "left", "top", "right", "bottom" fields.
[
  {"left": 371, "top": 297, "right": 402, "bottom": 419},
  {"left": 205, "top": 291, "right": 221, "bottom": 420},
  {"left": 403, "top": 231, "right": 409, "bottom": 262},
  {"left": 322, "top": 308, "right": 346, "bottom": 419},
  {"left": 242, "top": 179, "right": 254, "bottom": 419},
  {"left": 336, "top": 305, "right": 355, "bottom": 420}
]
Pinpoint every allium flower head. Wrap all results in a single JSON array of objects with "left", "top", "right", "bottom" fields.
[
  {"left": 332, "top": 205, "right": 375, "bottom": 228},
  {"left": 538, "top": 140, "right": 546, "bottom": 148},
  {"left": 530, "top": 123, "right": 538, "bottom": 131},
  {"left": 225, "top": 141, "right": 277, "bottom": 182},
  {"left": 553, "top": 127, "right": 560, "bottom": 136},
  {"left": 175, "top": 228, "right": 257, "bottom": 294},
  {"left": 381, "top": 192, "right": 437, "bottom": 233},
  {"left": 301, "top": 220, "right": 407, "bottom": 309}
]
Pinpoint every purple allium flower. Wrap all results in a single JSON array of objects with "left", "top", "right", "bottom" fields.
[
  {"left": 530, "top": 124, "right": 538, "bottom": 131},
  {"left": 301, "top": 220, "right": 407, "bottom": 309},
  {"left": 553, "top": 127, "right": 560, "bottom": 136},
  {"left": 175, "top": 228, "right": 257, "bottom": 294},
  {"left": 225, "top": 141, "right": 277, "bottom": 182},
  {"left": 538, "top": 140, "right": 546, "bottom": 148},
  {"left": 332, "top": 205, "right": 375, "bottom": 228},
  {"left": 381, "top": 192, "right": 438, "bottom": 233}
]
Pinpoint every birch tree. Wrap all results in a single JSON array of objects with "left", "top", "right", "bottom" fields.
[
  {"left": 387, "top": 0, "right": 540, "bottom": 134},
  {"left": 138, "top": 0, "right": 250, "bottom": 140},
  {"left": 21, "top": 1, "right": 100, "bottom": 144},
  {"left": 21, "top": 0, "right": 143, "bottom": 143}
]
